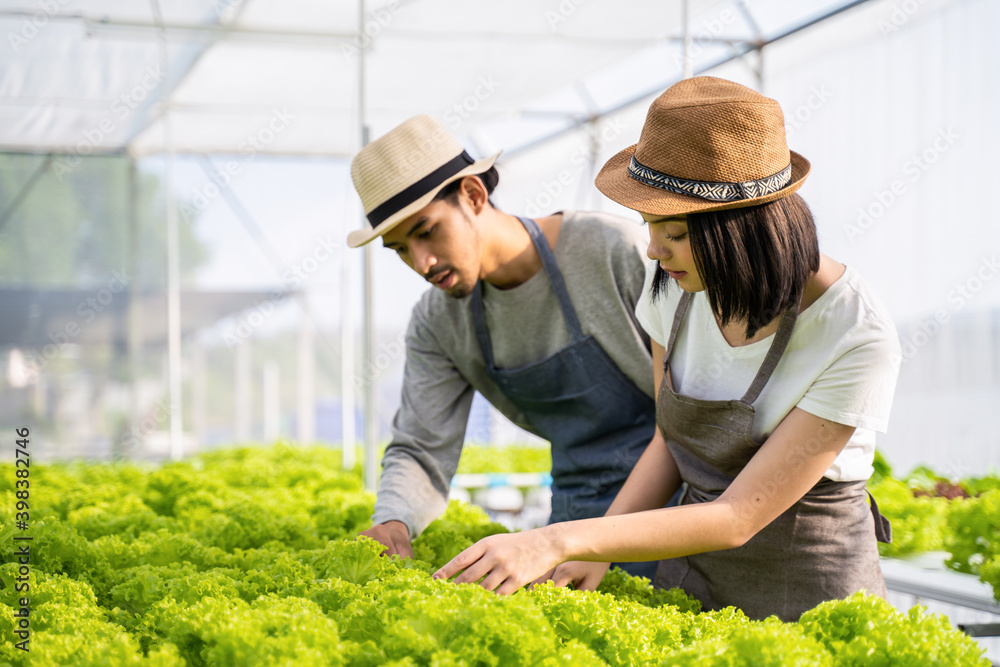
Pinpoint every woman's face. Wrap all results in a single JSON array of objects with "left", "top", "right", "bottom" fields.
[{"left": 640, "top": 212, "right": 705, "bottom": 292}]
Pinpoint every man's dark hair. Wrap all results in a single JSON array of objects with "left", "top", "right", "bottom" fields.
[
  {"left": 432, "top": 166, "right": 500, "bottom": 207},
  {"left": 651, "top": 193, "right": 820, "bottom": 339}
]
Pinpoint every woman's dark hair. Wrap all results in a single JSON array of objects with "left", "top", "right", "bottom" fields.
[
  {"left": 433, "top": 166, "right": 500, "bottom": 207},
  {"left": 651, "top": 193, "right": 820, "bottom": 339}
]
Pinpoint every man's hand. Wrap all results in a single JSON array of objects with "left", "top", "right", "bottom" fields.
[{"left": 359, "top": 520, "right": 413, "bottom": 558}]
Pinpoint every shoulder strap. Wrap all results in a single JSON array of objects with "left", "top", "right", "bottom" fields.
[
  {"left": 469, "top": 282, "right": 496, "bottom": 369},
  {"left": 741, "top": 302, "right": 800, "bottom": 404},
  {"left": 518, "top": 216, "right": 585, "bottom": 341},
  {"left": 664, "top": 289, "right": 693, "bottom": 365}
]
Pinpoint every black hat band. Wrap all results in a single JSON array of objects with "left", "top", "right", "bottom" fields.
[{"left": 366, "top": 151, "right": 475, "bottom": 227}]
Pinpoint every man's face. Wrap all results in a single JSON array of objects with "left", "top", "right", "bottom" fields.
[{"left": 381, "top": 198, "right": 483, "bottom": 298}]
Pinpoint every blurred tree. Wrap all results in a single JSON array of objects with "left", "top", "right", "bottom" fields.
[
  {"left": 0, "top": 154, "right": 212, "bottom": 458},
  {"left": 0, "top": 154, "right": 209, "bottom": 288}
]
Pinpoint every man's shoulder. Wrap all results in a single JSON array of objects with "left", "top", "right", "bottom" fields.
[
  {"left": 562, "top": 209, "right": 642, "bottom": 235},
  {"left": 559, "top": 209, "right": 647, "bottom": 256}
]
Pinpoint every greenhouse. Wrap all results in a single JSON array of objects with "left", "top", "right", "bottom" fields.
[{"left": 1, "top": 0, "right": 999, "bottom": 664}]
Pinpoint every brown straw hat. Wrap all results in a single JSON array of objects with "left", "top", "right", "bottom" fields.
[
  {"left": 595, "top": 76, "right": 810, "bottom": 216},
  {"left": 347, "top": 115, "right": 501, "bottom": 248}
]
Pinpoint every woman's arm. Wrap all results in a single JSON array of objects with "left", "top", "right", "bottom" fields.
[
  {"left": 537, "top": 340, "right": 679, "bottom": 589},
  {"left": 434, "top": 407, "right": 855, "bottom": 594}
]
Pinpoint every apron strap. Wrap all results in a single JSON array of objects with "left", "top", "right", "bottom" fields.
[
  {"left": 470, "top": 283, "right": 496, "bottom": 369},
  {"left": 740, "top": 301, "right": 800, "bottom": 405},
  {"left": 518, "top": 216, "right": 586, "bottom": 341},
  {"left": 867, "top": 489, "right": 893, "bottom": 544},
  {"left": 663, "top": 290, "right": 799, "bottom": 406},
  {"left": 664, "top": 290, "right": 693, "bottom": 363},
  {"left": 470, "top": 216, "right": 585, "bottom": 371}
]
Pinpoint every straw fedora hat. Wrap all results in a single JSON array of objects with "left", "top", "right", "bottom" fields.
[
  {"left": 347, "top": 115, "right": 501, "bottom": 248},
  {"left": 595, "top": 76, "right": 810, "bottom": 216}
]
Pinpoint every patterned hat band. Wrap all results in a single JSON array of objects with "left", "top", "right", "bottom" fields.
[{"left": 627, "top": 155, "right": 792, "bottom": 203}]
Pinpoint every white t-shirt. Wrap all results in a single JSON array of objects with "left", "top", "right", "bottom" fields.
[{"left": 635, "top": 262, "right": 902, "bottom": 482}]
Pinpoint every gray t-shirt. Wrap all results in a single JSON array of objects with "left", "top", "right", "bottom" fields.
[{"left": 372, "top": 210, "right": 654, "bottom": 537}]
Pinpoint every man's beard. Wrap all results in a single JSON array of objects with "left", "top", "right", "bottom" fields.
[
  {"left": 444, "top": 279, "right": 475, "bottom": 299},
  {"left": 427, "top": 266, "right": 475, "bottom": 299}
]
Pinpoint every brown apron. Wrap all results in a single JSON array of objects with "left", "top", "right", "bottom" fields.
[{"left": 652, "top": 291, "right": 891, "bottom": 622}]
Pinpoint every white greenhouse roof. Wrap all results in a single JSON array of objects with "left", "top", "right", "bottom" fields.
[{"left": 0, "top": 0, "right": 871, "bottom": 159}]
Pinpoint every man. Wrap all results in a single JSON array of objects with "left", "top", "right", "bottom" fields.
[{"left": 348, "top": 115, "right": 657, "bottom": 575}]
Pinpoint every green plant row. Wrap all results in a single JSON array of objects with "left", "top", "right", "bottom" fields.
[
  {"left": 455, "top": 445, "right": 1000, "bottom": 600},
  {"left": 455, "top": 444, "right": 551, "bottom": 475},
  {"left": 868, "top": 451, "right": 1000, "bottom": 599},
  {"left": 0, "top": 445, "right": 989, "bottom": 666}
]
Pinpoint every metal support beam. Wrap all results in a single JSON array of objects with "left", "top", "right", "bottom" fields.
[
  {"left": 191, "top": 338, "right": 206, "bottom": 447},
  {"left": 297, "top": 303, "right": 316, "bottom": 444},
  {"left": 151, "top": 0, "right": 184, "bottom": 460},
  {"left": 127, "top": 156, "right": 142, "bottom": 459},
  {"left": 341, "top": 236, "right": 357, "bottom": 469},
  {"left": 503, "top": 0, "right": 876, "bottom": 160},
  {"left": 0, "top": 11, "right": 356, "bottom": 45},
  {"left": 263, "top": 361, "right": 279, "bottom": 441},
  {"left": 235, "top": 341, "right": 251, "bottom": 441},
  {"left": 882, "top": 558, "right": 1000, "bottom": 616},
  {"left": 571, "top": 82, "right": 601, "bottom": 212},
  {"left": 362, "top": 226, "right": 376, "bottom": 488},
  {"left": 120, "top": 0, "right": 257, "bottom": 154},
  {"left": 195, "top": 155, "right": 350, "bottom": 449},
  {"left": 358, "top": 0, "right": 378, "bottom": 491},
  {"left": 681, "top": 0, "right": 692, "bottom": 79},
  {"left": 195, "top": 153, "right": 340, "bottom": 361},
  {"left": 959, "top": 623, "right": 1000, "bottom": 638},
  {"left": 734, "top": 0, "right": 765, "bottom": 90}
]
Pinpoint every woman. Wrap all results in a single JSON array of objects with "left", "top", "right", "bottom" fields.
[{"left": 433, "top": 76, "right": 901, "bottom": 621}]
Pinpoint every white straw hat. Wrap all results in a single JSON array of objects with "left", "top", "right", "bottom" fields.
[{"left": 347, "top": 115, "right": 501, "bottom": 248}]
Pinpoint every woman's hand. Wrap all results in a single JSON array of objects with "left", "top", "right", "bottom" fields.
[
  {"left": 433, "top": 527, "right": 565, "bottom": 595},
  {"left": 537, "top": 560, "right": 611, "bottom": 591}
]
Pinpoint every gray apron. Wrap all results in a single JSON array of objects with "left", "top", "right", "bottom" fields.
[
  {"left": 652, "top": 290, "right": 892, "bottom": 621},
  {"left": 470, "top": 217, "right": 658, "bottom": 577}
]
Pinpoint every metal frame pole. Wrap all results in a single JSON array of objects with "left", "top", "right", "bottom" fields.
[
  {"left": 682, "top": 0, "right": 692, "bottom": 79},
  {"left": 263, "top": 361, "right": 279, "bottom": 441},
  {"left": 340, "top": 241, "right": 357, "bottom": 468},
  {"left": 151, "top": 0, "right": 184, "bottom": 460},
  {"left": 503, "top": 0, "right": 875, "bottom": 161},
  {"left": 235, "top": 341, "right": 251, "bottom": 441},
  {"left": 298, "top": 302, "right": 316, "bottom": 444},
  {"left": 165, "top": 148, "right": 183, "bottom": 459},
  {"left": 358, "top": 0, "right": 377, "bottom": 490},
  {"left": 127, "top": 156, "right": 141, "bottom": 458}
]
